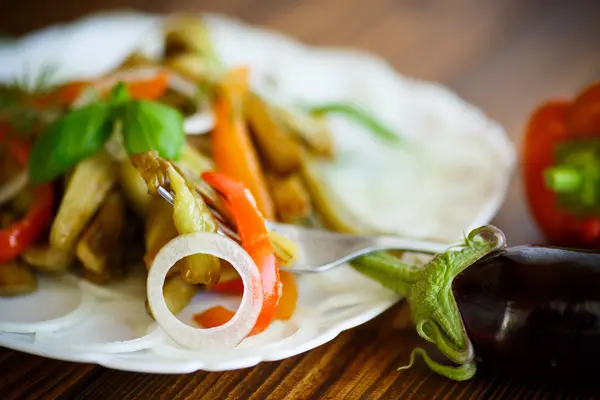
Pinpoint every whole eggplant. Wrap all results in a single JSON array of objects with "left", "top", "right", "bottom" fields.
[
  {"left": 352, "top": 225, "right": 600, "bottom": 380},
  {"left": 454, "top": 245, "right": 600, "bottom": 371}
]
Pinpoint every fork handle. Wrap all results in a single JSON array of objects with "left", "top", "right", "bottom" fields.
[{"left": 369, "top": 235, "right": 451, "bottom": 255}]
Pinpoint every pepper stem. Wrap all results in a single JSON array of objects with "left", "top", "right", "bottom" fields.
[
  {"left": 544, "top": 141, "right": 600, "bottom": 212},
  {"left": 544, "top": 166, "right": 582, "bottom": 193}
]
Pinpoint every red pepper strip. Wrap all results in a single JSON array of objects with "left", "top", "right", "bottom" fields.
[
  {"left": 193, "top": 306, "right": 235, "bottom": 328},
  {"left": 202, "top": 171, "right": 281, "bottom": 335},
  {"left": 0, "top": 128, "right": 54, "bottom": 262},
  {"left": 523, "top": 100, "right": 600, "bottom": 247},
  {"left": 0, "top": 184, "right": 54, "bottom": 262},
  {"left": 0, "top": 124, "right": 30, "bottom": 166},
  {"left": 208, "top": 278, "right": 245, "bottom": 295}
]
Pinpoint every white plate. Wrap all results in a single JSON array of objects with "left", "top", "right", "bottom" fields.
[{"left": 0, "top": 12, "right": 515, "bottom": 373}]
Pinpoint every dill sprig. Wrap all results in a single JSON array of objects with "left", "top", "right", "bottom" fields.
[{"left": 0, "top": 64, "right": 60, "bottom": 134}]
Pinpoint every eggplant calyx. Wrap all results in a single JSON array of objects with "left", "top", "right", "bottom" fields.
[
  {"left": 398, "top": 348, "right": 477, "bottom": 382},
  {"left": 407, "top": 225, "right": 506, "bottom": 373},
  {"left": 351, "top": 251, "right": 422, "bottom": 297},
  {"left": 416, "top": 319, "right": 474, "bottom": 365}
]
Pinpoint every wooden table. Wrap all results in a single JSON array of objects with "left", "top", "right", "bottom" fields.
[{"left": 2, "top": 1, "right": 600, "bottom": 399}]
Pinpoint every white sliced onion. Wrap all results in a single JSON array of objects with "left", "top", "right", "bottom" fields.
[
  {"left": 147, "top": 232, "right": 263, "bottom": 349},
  {"left": 0, "top": 170, "right": 28, "bottom": 207},
  {"left": 183, "top": 111, "right": 214, "bottom": 135},
  {"left": 71, "top": 66, "right": 216, "bottom": 135},
  {"left": 0, "top": 291, "right": 95, "bottom": 333}
]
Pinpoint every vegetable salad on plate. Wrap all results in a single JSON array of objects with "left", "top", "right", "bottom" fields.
[
  {"left": 0, "top": 17, "right": 404, "bottom": 349},
  {"left": 0, "top": 14, "right": 518, "bottom": 381}
]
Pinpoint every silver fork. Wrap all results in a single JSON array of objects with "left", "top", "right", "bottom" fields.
[{"left": 156, "top": 186, "right": 450, "bottom": 273}]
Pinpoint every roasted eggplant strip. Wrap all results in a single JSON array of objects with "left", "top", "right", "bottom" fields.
[
  {"left": 133, "top": 151, "right": 221, "bottom": 283},
  {"left": 301, "top": 156, "right": 376, "bottom": 234},
  {"left": 76, "top": 191, "right": 126, "bottom": 281},
  {"left": 185, "top": 135, "right": 213, "bottom": 159},
  {"left": 164, "top": 17, "right": 222, "bottom": 75},
  {"left": 267, "top": 173, "right": 313, "bottom": 223},
  {"left": 179, "top": 143, "right": 214, "bottom": 176},
  {"left": 245, "top": 93, "right": 303, "bottom": 174},
  {"left": 144, "top": 196, "right": 180, "bottom": 274},
  {"left": 159, "top": 89, "right": 198, "bottom": 116},
  {"left": 118, "top": 159, "right": 152, "bottom": 217},
  {"left": 164, "top": 53, "right": 212, "bottom": 83},
  {"left": 118, "top": 51, "right": 155, "bottom": 69},
  {"left": 0, "top": 261, "right": 36, "bottom": 296},
  {"left": 277, "top": 106, "right": 334, "bottom": 158},
  {"left": 162, "top": 275, "right": 199, "bottom": 315},
  {"left": 130, "top": 151, "right": 171, "bottom": 195},
  {"left": 22, "top": 245, "right": 74, "bottom": 273},
  {"left": 50, "top": 151, "right": 116, "bottom": 251},
  {"left": 216, "top": 260, "right": 240, "bottom": 283},
  {"left": 168, "top": 165, "right": 220, "bottom": 284}
]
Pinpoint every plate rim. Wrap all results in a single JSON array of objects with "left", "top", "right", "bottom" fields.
[{"left": 0, "top": 10, "right": 515, "bottom": 373}]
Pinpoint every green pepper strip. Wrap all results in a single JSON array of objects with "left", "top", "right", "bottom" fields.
[{"left": 351, "top": 225, "right": 506, "bottom": 381}]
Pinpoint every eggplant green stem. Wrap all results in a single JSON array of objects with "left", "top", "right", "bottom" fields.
[
  {"left": 352, "top": 225, "right": 507, "bottom": 381},
  {"left": 398, "top": 348, "right": 477, "bottom": 381},
  {"left": 352, "top": 251, "right": 421, "bottom": 296}
]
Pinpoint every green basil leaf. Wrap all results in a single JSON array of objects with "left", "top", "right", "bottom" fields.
[
  {"left": 28, "top": 104, "right": 113, "bottom": 184},
  {"left": 120, "top": 100, "right": 185, "bottom": 160},
  {"left": 109, "top": 81, "right": 130, "bottom": 105}
]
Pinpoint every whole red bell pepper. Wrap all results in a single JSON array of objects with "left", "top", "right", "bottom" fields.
[
  {"left": 201, "top": 171, "right": 281, "bottom": 335},
  {"left": 0, "top": 125, "right": 54, "bottom": 262},
  {"left": 523, "top": 81, "right": 600, "bottom": 248}
]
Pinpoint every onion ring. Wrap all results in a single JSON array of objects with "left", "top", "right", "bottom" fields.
[{"left": 147, "top": 232, "right": 263, "bottom": 349}]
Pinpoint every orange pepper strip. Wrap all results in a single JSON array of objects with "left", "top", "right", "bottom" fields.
[
  {"left": 274, "top": 271, "right": 298, "bottom": 321},
  {"left": 207, "top": 270, "right": 297, "bottom": 321},
  {"left": 34, "top": 71, "right": 170, "bottom": 109},
  {"left": 193, "top": 305, "right": 235, "bottom": 328},
  {"left": 210, "top": 67, "right": 275, "bottom": 219},
  {"left": 202, "top": 171, "right": 280, "bottom": 335},
  {"left": 124, "top": 72, "right": 169, "bottom": 100}
]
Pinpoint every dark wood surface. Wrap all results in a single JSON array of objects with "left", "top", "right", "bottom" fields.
[{"left": 2, "top": 1, "right": 600, "bottom": 399}]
